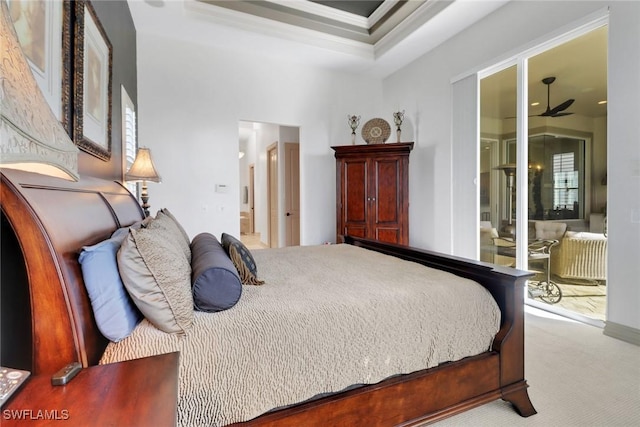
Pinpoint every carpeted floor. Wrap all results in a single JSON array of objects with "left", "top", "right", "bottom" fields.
[{"left": 430, "top": 307, "right": 640, "bottom": 426}]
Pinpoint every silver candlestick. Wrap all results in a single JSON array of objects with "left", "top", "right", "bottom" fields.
[
  {"left": 393, "top": 110, "right": 405, "bottom": 143},
  {"left": 348, "top": 115, "right": 361, "bottom": 144}
]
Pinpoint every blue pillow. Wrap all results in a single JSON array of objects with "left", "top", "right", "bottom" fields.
[
  {"left": 191, "top": 233, "right": 242, "bottom": 312},
  {"left": 79, "top": 230, "right": 142, "bottom": 342}
]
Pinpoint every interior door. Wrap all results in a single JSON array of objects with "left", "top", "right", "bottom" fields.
[
  {"left": 267, "top": 144, "right": 278, "bottom": 248},
  {"left": 249, "top": 164, "right": 255, "bottom": 234},
  {"left": 284, "top": 143, "right": 300, "bottom": 246}
]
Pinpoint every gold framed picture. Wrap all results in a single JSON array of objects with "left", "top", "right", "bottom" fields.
[{"left": 73, "top": 0, "right": 112, "bottom": 161}]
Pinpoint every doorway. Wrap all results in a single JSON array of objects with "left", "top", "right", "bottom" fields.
[
  {"left": 238, "top": 121, "right": 300, "bottom": 249},
  {"left": 478, "top": 24, "right": 608, "bottom": 325}
]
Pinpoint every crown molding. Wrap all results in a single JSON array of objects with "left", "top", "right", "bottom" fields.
[
  {"left": 374, "top": 0, "right": 451, "bottom": 58},
  {"left": 190, "top": 0, "right": 431, "bottom": 49},
  {"left": 184, "top": 0, "right": 375, "bottom": 59}
]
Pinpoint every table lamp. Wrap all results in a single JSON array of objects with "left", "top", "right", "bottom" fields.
[{"left": 125, "top": 147, "right": 161, "bottom": 217}]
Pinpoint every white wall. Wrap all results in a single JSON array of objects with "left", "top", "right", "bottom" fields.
[
  {"left": 606, "top": 0, "right": 640, "bottom": 337},
  {"left": 136, "top": 0, "right": 639, "bottom": 336},
  {"left": 136, "top": 33, "right": 383, "bottom": 246},
  {"left": 382, "top": 1, "right": 640, "bottom": 334}
]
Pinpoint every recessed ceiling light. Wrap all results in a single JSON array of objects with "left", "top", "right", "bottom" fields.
[
  {"left": 531, "top": 102, "right": 540, "bottom": 106},
  {"left": 598, "top": 100, "right": 607, "bottom": 105}
]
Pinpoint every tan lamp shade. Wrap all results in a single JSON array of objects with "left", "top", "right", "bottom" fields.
[{"left": 125, "top": 148, "right": 161, "bottom": 182}]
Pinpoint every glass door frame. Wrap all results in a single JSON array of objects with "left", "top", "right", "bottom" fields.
[
  {"left": 478, "top": 59, "right": 530, "bottom": 268},
  {"left": 477, "top": 15, "right": 607, "bottom": 270}
]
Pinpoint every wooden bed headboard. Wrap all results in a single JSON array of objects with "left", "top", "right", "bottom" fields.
[{"left": 1, "top": 168, "right": 144, "bottom": 374}]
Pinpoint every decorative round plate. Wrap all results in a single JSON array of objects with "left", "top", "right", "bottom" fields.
[{"left": 361, "top": 118, "right": 391, "bottom": 144}]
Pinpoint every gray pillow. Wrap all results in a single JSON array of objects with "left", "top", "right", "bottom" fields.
[
  {"left": 118, "top": 226, "right": 193, "bottom": 334},
  {"left": 191, "top": 233, "right": 242, "bottom": 312},
  {"left": 161, "top": 208, "right": 190, "bottom": 245}
]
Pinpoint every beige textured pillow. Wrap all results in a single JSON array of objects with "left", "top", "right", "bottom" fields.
[
  {"left": 118, "top": 227, "right": 193, "bottom": 334},
  {"left": 160, "top": 208, "right": 190, "bottom": 246},
  {"left": 149, "top": 210, "right": 191, "bottom": 261}
]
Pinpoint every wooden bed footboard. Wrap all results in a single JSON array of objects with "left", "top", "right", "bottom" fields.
[
  {"left": 1, "top": 168, "right": 536, "bottom": 426},
  {"left": 345, "top": 237, "right": 536, "bottom": 414}
]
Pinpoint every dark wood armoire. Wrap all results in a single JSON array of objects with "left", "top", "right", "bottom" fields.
[{"left": 332, "top": 142, "right": 413, "bottom": 245}]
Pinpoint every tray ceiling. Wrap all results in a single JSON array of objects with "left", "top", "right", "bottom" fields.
[
  {"left": 131, "top": 1, "right": 606, "bottom": 117},
  {"left": 195, "top": 0, "right": 429, "bottom": 45},
  {"left": 131, "top": 0, "right": 510, "bottom": 77}
]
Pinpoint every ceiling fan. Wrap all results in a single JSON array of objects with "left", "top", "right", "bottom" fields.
[
  {"left": 504, "top": 76, "right": 574, "bottom": 119},
  {"left": 535, "top": 76, "right": 574, "bottom": 117}
]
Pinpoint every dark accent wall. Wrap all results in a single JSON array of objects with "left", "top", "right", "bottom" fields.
[{"left": 78, "top": 0, "right": 137, "bottom": 181}]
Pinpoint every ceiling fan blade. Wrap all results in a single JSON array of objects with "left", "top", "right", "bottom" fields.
[
  {"left": 548, "top": 98, "right": 575, "bottom": 115},
  {"left": 539, "top": 99, "right": 574, "bottom": 117},
  {"left": 507, "top": 77, "right": 576, "bottom": 119}
]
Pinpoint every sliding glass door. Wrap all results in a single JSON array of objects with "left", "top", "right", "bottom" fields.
[
  {"left": 479, "top": 65, "right": 522, "bottom": 268},
  {"left": 478, "top": 24, "right": 608, "bottom": 324}
]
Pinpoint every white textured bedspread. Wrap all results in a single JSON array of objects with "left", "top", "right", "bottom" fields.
[{"left": 100, "top": 244, "right": 500, "bottom": 426}]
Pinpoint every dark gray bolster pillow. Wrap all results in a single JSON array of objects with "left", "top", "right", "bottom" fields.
[{"left": 191, "top": 232, "right": 242, "bottom": 312}]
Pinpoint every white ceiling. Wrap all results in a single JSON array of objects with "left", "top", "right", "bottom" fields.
[
  {"left": 128, "top": 0, "right": 509, "bottom": 78},
  {"left": 481, "top": 25, "right": 608, "bottom": 119},
  {"left": 128, "top": 1, "right": 607, "bottom": 118}
]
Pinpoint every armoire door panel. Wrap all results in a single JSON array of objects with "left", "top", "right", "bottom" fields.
[
  {"left": 343, "top": 161, "right": 368, "bottom": 223},
  {"left": 375, "top": 227, "right": 401, "bottom": 244},
  {"left": 373, "top": 159, "right": 400, "bottom": 224},
  {"left": 344, "top": 225, "right": 367, "bottom": 239}
]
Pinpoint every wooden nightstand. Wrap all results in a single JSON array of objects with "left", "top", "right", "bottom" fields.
[{"left": 2, "top": 352, "right": 179, "bottom": 426}]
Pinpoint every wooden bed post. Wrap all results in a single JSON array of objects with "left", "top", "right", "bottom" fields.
[{"left": 492, "top": 269, "right": 537, "bottom": 417}]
